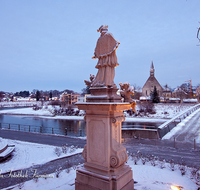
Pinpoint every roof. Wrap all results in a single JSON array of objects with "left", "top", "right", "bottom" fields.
[{"left": 143, "top": 75, "right": 163, "bottom": 89}]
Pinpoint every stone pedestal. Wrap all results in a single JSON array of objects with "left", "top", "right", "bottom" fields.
[
  {"left": 87, "top": 87, "right": 122, "bottom": 102},
  {"left": 75, "top": 102, "right": 134, "bottom": 190}
]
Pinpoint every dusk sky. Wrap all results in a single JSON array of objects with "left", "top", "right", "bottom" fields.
[{"left": 0, "top": 0, "right": 199, "bottom": 93}]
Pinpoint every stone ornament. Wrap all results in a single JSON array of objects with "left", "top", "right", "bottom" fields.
[
  {"left": 110, "top": 150, "right": 128, "bottom": 168},
  {"left": 112, "top": 116, "right": 125, "bottom": 123},
  {"left": 119, "top": 82, "right": 134, "bottom": 102},
  {"left": 84, "top": 74, "right": 95, "bottom": 87},
  {"left": 119, "top": 82, "right": 136, "bottom": 112},
  {"left": 91, "top": 25, "right": 120, "bottom": 88}
]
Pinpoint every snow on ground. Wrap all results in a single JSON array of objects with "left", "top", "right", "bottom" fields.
[
  {"left": 0, "top": 139, "right": 83, "bottom": 174},
  {"left": 130, "top": 159, "right": 197, "bottom": 190},
  {"left": 133, "top": 103, "right": 195, "bottom": 119},
  {"left": 6, "top": 164, "right": 197, "bottom": 190},
  {"left": 0, "top": 101, "right": 41, "bottom": 108},
  {"left": 2, "top": 141, "right": 197, "bottom": 190},
  {"left": 0, "top": 107, "right": 53, "bottom": 116}
]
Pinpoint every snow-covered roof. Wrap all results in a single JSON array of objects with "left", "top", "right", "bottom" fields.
[
  {"left": 173, "top": 88, "right": 187, "bottom": 94},
  {"left": 140, "top": 96, "right": 151, "bottom": 100},
  {"left": 183, "top": 99, "right": 198, "bottom": 103},
  {"left": 169, "top": 98, "right": 180, "bottom": 100}
]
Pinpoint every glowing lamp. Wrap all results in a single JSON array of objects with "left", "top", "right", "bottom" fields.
[{"left": 171, "top": 185, "right": 181, "bottom": 190}]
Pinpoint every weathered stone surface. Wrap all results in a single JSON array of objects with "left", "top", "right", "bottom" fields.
[
  {"left": 75, "top": 25, "right": 134, "bottom": 190},
  {"left": 75, "top": 102, "right": 133, "bottom": 190},
  {"left": 91, "top": 25, "right": 119, "bottom": 88}
]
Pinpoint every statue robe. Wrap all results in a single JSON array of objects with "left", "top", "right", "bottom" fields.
[{"left": 92, "top": 32, "right": 119, "bottom": 87}]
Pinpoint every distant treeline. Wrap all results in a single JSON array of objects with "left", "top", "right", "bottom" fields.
[{"left": 14, "top": 91, "right": 30, "bottom": 97}]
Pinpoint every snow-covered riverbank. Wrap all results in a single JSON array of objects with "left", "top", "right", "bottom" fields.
[
  {"left": 0, "top": 103, "right": 196, "bottom": 121},
  {"left": 0, "top": 101, "right": 41, "bottom": 108}
]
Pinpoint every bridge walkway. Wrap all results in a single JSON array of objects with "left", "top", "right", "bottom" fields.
[
  {"left": 158, "top": 103, "right": 200, "bottom": 139},
  {"left": 165, "top": 109, "right": 200, "bottom": 144}
]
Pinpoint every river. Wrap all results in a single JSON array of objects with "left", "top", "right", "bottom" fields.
[{"left": 0, "top": 108, "right": 163, "bottom": 137}]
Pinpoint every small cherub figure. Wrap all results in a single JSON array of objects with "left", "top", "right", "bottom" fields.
[
  {"left": 84, "top": 74, "right": 95, "bottom": 87},
  {"left": 119, "top": 82, "right": 136, "bottom": 112}
]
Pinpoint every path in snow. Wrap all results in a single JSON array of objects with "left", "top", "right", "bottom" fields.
[{"left": 0, "top": 153, "right": 84, "bottom": 189}]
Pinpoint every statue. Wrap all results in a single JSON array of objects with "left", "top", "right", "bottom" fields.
[
  {"left": 84, "top": 74, "right": 95, "bottom": 87},
  {"left": 91, "top": 25, "right": 120, "bottom": 88},
  {"left": 75, "top": 26, "right": 134, "bottom": 190},
  {"left": 119, "top": 82, "right": 136, "bottom": 112}
]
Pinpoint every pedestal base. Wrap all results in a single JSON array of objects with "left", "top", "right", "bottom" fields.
[{"left": 75, "top": 164, "right": 134, "bottom": 190}]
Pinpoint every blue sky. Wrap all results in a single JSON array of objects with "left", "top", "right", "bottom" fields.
[{"left": 0, "top": 0, "right": 199, "bottom": 93}]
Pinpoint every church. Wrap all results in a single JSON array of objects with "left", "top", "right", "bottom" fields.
[{"left": 142, "top": 61, "right": 163, "bottom": 97}]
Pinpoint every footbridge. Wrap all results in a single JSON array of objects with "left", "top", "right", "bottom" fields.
[
  {"left": 158, "top": 103, "right": 200, "bottom": 139},
  {"left": 122, "top": 103, "right": 200, "bottom": 140}
]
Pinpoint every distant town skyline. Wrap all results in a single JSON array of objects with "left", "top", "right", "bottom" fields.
[{"left": 0, "top": 0, "right": 199, "bottom": 93}]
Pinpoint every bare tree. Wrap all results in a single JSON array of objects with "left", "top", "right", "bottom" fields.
[
  {"left": 196, "top": 85, "right": 200, "bottom": 102},
  {"left": 0, "top": 91, "right": 5, "bottom": 102},
  {"left": 197, "top": 23, "right": 200, "bottom": 42},
  {"left": 131, "top": 84, "right": 142, "bottom": 100}
]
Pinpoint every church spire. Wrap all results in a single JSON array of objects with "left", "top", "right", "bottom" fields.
[{"left": 150, "top": 61, "right": 155, "bottom": 77}]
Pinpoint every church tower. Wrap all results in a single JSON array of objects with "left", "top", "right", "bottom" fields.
[
  {"left": 150, "top": 61, "right": 155, "bottom": 77},
  {"left": 142, "top": 61, "right": 163, "bottom": 97}
]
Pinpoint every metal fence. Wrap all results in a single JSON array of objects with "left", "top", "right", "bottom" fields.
[{"left": 0, "top": 123, "right": 85, "bottom": 137}]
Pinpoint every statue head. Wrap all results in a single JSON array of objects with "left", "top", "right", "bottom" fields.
[{"left": 97, "top": 25, "right": 108, "bottom": 33}]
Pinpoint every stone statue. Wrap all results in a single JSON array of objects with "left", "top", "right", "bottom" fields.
[
  {"left": 91, "top": 25, "right": 120, "bottom": 88},
  {"left": 76, "top": 26, "right": 134, "bottom": 190},
  {"left": 84, "top": 74, "right": 95, "bottom": 87},
  {"left": 119, "top": 82, "right": 136, "bottom": 112}
]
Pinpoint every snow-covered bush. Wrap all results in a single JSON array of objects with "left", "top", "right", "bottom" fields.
[
  {"left": 17, "top": 181, "right": 24, "bottom": 189},
  {"left": 55, "top": 167, "right": 62, "bottom": 178},
  {"left": 32, "top": 105, "right": 42, "bottom": 111},
  {"left": 169, "top": 159, "right": 175, "bottom": 171},
  {"left": 54, "top": 147, "right": 62, "bottom": 157},
  {"left": 137, "top": 101, "right": 156, "bottom": 115},
  {"left": 62, "top": 145, "right": 68, "bottom": 154}
]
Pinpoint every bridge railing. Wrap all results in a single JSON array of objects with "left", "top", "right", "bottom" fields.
[
  {"left": 0, "top": 122, "right": 85, "bottom": 137},
  {"left": 158, "top": 103, "right": 200, "bottom": 139}
]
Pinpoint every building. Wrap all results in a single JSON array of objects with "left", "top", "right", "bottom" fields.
[
  {"left": 172, "top": 87, "right": 188, "bottom": 100},
  {"left": 60, "top": 92, "right": 80, "bottom": 105},
  {"left": 142, "top": 61, "right": 163, "bottom": 97}
]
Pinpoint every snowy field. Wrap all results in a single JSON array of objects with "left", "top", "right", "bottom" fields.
[
  {"left": 0, "top": 139, "right": 198, "bottom": 190},
  {"left": 134, "top": 103, "right": 196, "bottom": 119}
]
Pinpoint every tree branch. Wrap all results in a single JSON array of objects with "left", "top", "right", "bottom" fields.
[{"left": 197, "top": 24, "right": 200, "bottom": 42}]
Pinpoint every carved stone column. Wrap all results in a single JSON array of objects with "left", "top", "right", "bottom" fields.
[{"left": 75, "top": 101, "right": 134, "bottom": 190}]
